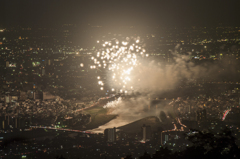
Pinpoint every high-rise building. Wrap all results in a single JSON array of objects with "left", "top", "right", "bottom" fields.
[
  {"left": 6, "top": 61, "right": 9, "bottom": 67},
  {"left": 0, "top": 117, "right": 5, "bottom": 129},
  {"left": 104, "top": 127, "right": 116, "bottom": 142},
  {"left": 48, "top": 59, "right": 51, "bottom": 66},
  {"left": 42, "top": 68, "right": 45, "bottom": 76},
  {"left": 4, "top": 95, "right": 11, "bottom": 104},
  {"left": 161, "top": 130, "right": 188, "bottom": 151},
  {"left": 142, "top": 124, "right": 151, "bottom": 142}
]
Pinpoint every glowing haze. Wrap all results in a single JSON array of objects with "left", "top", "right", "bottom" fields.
[
  {"left": 89, "top": 36, "right": 225, "bottom": 132},
  {"left": 91, "top": 37, "right": 214, "bottom": 94}
]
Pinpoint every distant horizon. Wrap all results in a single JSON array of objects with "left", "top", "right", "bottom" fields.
[{"left": 1, "top": 23, "right": 240, "bottom": 29}]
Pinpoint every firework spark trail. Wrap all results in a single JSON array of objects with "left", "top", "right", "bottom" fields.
[{"left": 90, "top": 37, "right": 147, "bottom": 92}]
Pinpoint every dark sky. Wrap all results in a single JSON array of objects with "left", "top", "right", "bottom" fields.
[{"left": 1, "top": 0, "right": 240, "bottom": 27}]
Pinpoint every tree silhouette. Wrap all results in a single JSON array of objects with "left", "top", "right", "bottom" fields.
[
  {"left": 152, "top": 147, "right": 172, "bottom": 159},
  {"left": 55, "top": 155, "right": 66, "bottom": 159},
  {"left": 183, "top": 128, "right": 240, "bottom": 158},
  {"left": 140, "top": 128, "right": 240, "bottom": 159},
  {"left": 139, "top": 151, "right": 151, "bottom": 159},
  {"left": 124, "top": 154, "right": 133, "bottom": 159}
]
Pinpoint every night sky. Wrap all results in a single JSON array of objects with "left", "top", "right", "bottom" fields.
[{"left": 1, "top": 0, "right": 240, "bottom": 27}]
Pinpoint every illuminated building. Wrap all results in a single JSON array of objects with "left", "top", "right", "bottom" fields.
[
  {"left": 4, "top": 95, "right": 11, "bottom": 104},
  {"left": 6, "top": 61, "right": 9, "bottom": 67},
  {"left": 161, "top": 130, "right": 188, "bottom": 151},
  {"left": 104, "top": 127, "right": 116, "bottom": 143},
  {"left": 142, "top": 124, "right": 151, "bottom": 142},
  {"left": 48, "top": 59, "right": 51, "bottom": 65}
]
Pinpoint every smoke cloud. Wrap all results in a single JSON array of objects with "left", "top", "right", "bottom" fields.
[{"left": 91, "top": 45, "right": 238, "bottom": 132}]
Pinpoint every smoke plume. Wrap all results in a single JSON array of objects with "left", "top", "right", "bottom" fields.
[{"left": 92, "top": 45, "right": 238, "bottom": 132}]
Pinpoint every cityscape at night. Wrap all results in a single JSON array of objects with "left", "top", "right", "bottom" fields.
[{"left": 1, "top": 0, "right": 240, "bottom": 159}]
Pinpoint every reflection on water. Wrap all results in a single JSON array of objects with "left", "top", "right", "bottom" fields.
[
  {"left": 89, "top": 109, "right": 158, "bottom": 133},
  {"left": 88, "top": 116, "right": 142, "bottom": 133}
]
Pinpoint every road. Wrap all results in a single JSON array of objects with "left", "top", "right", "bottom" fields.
[{"left": 30, "top": 126, "right": 97, "bottom": 134}]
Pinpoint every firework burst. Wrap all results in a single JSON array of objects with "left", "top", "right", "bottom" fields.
[{"left": 90, "top": 37, "right": 147, "bottom": 93}]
